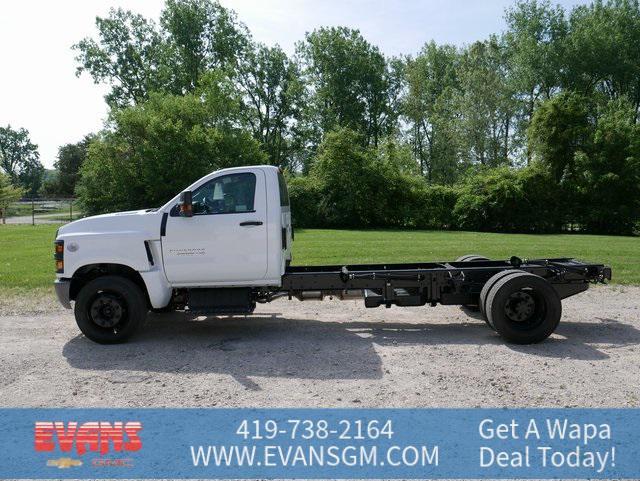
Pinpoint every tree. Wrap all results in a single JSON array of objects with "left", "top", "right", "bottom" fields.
[
  {"left": 504, "top": 0, "right": 568, "bottom": 161},
  {"left": 77, "top": 73, "right": 267, "bottom": 215},
  {"left": 67, "top": 0, "right": 640, "bottom": 234},
  {"left": 309, "top": 128, "right": 375, "bottom": 226},
  {"left": 52, "top": 136, "right": 94, "bottom": 197},
  {"left": 376, "top": 137, "right": 420, "bottom": 176},
  {"left": 73, "top": 0, "right": 249, "bottom": 107},
  {"left": 573, "top": 98, "right": 640, "bottom": 234},
  {"left": 73, "top": 8, "right": 171, "bottom": 107},
  {"left": 309, "top": 128, "right": 418, "bottom": 227},
  {"left": 529, "top": 93, "right": 640, "bottom": 234},
  {"left": 297, "top": 27, "right": 397, "bottom": 153},
  {"left": 160, "top": 0, "right": 250, "bottom": 91},
  {"left": 0, "top": 172, "right": 23, "bottom": 224},
  {"left": 403, "top": 42, "right": 462, "bottom": 182},
  {"left": 18, "top": 161, "right": 45, "bottom": 198},
  {"left": 528, "top": 91, "right": 593, "bottom": 182},
  {"left": 237, "top": 43, "right": 304, "bottom": 169},
  {"left": 453, "top": 164, "right": 561, "bottom": 233},
  {"left": 287, "top": 175, "right": 323, "bottom": 227},
  {"left": 456, "top": 38, "right": 517, "bottom": 167},
  {"left": 565, "top": 0, "right": 640, "bottom": 120},
  {"left": 0, "top": 125, "right": 43, "bottom": 197}
]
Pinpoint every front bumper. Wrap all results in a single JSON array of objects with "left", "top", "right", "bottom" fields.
[{"left": 54, "top": 279, "right": 72, "bottom": 309}]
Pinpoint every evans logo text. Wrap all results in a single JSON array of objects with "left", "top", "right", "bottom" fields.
[{"left": 34, "top": 422, "right": 142, "bottom": 455}]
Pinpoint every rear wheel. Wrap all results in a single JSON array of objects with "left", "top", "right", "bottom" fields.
[
  {"left": 74, "top": 275, "right": 147, "bottom": 344},
  {"left": 479, "top": 270, "right": 526, "bottom": 327},
  {"left": 486, "top": 272, "right": 561, "bottom": 344},
  {"left": 456, "top": 254, "right": 489, "bottom": 262},
  {"left": 456, "top": 255, "right": 490, "bottom": 313}
]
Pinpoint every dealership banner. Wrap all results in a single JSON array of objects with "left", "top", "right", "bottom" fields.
[{"left": 0, "top": 408, "right": 639, "bottom": 479}]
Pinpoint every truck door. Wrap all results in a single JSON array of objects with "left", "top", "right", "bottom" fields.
[{"left": 161, "top": 170, "right": 268, "bottom": 285}]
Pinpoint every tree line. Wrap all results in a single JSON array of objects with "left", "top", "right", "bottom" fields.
[{"left": 1, "top": 0, "right": 639, "bottom": 234}]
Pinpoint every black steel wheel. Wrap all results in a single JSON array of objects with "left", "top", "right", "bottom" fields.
[
  {"left": 89, "top": 293, "right": 126, "bottom": 328},
  {"left": 486, "top": 272, "right": 561, "bottom": 344},
  {"left": 74, "top": 275, "right": 147, "bottom": 344}
]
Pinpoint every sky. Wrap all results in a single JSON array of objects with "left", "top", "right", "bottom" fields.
[{"left": 0, "top": 0, "right": 590, "bottom": 168}]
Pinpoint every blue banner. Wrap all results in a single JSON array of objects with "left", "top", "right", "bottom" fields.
[{"left": 0, "top": 408, "right": 639, "bottom": 479}]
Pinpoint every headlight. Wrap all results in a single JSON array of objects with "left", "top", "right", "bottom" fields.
[{"left": 54, "top": 240, "right": 64, "bottom": 273}]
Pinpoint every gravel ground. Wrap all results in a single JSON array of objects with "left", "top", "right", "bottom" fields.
[{"left": 1, "top": 284, "right": 639, "bottom": 408}]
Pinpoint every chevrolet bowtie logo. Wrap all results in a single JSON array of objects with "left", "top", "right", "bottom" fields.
[{"left": 46, "top": 457, "right": 83, "bottom": 469}]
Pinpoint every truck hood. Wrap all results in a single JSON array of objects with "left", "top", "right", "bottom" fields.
[{"left": 57, "top": 209, "right": 163, "bottom": 239}]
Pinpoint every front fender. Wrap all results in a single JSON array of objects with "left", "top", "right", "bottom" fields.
[
  {"left": 56, "top": 231, "right": 173, "bottom": 309},
  {"left": 58, "top": 231, "right": 156, "bottom": 278}
]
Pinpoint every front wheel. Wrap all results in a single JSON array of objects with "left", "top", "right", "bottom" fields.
[{"left": 74, "top": 275, "right": 147, "bottom": 344}]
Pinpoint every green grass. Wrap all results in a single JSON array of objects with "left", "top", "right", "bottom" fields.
[
  {"left": 292, "top": 229, "right": 639, "bottom": 284},
  {"left": 0, "top": 224, "right": 60, "bottom": 293},
  {"left": 0, "top": 225, "right": 638, "bottom": 295}
]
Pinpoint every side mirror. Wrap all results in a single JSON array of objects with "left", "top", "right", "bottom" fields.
[{"left": 179, "top": 191, "right": 193, "bottom": 217}]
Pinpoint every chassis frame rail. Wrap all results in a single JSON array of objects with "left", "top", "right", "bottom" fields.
[{"left": 281, "top": 258, "right": 611, "bottom": 308}]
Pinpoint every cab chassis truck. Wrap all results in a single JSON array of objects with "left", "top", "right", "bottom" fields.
[{"left": 53, "top": 165, "right": 611, "bottom": 345}]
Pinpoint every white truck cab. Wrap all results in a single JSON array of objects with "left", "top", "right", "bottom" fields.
[{"left": 54, "top": 165, "right": 292, "bottom": 343}]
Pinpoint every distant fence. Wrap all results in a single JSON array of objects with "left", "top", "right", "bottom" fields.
[{"left": 1, "top": 198, "right": 81, "bottom": 225}]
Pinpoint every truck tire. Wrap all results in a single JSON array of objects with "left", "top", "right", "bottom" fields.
[
  {"left": 486, "top": 272, "right": 561, "bottom": 344},
  {"left": 456, "top": 255, "right": 490, "bottom": 312},
  {"left": 151, "top": 305, "right": 174, "bottom": 314},
  {"left": 456, "top": 254, "right": 488, "bottom": 262},
  {"left": 74, "top": 275, "right": 147, "bottom": 344},
  {"left": 479, "top": 269, "right": 526, "bottom": 326}
]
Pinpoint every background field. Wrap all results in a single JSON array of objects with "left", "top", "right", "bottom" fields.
[{"left": 0, "top": 225, "right": 638, "bottom": 296}]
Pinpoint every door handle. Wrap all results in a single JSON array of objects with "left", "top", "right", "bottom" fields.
[{"left": 239, "top": 221, "right": 263, "bottom": 226}]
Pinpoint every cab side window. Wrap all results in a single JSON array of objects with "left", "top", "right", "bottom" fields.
[
  {"left": 192, "top": 173, "right": 256, "bottom": 215},
  {"left": 277, "top": 171, "right": 290, "bottom": 207}
]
